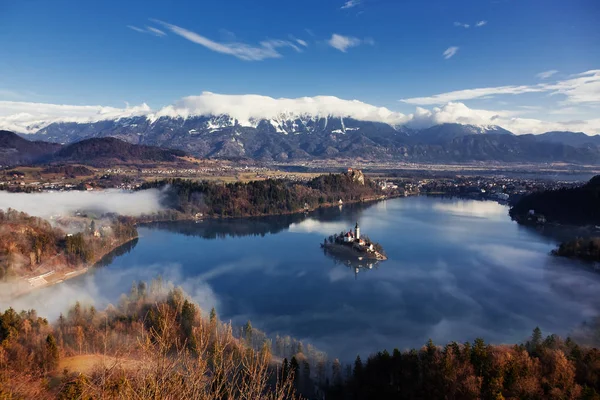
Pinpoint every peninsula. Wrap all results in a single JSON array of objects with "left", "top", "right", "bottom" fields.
[
  {"left": 321, "top": 222, "right": 387, "bottom": 261},
  {"left": 0, "top": 210, "right": 138, "bottom": 299}
]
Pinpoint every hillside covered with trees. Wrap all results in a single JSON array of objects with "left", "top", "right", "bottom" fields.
[
  {"left": 0, "top": 281, "right": 297, "bottom": 399},
  {"left": 0, "top": 209, "right": 137, "bottom": 282},
  {"left": 139, "top": 170, "right": 385, "bottom": 220},
  {"left": 552, "top": 237, "right": 600, "bottom": 262},
  {"left": 1, "top": 281, "right": 599, "bottom": 399},
  {"left": 510, "top": 175, "right": 600, "bottom": 225}
]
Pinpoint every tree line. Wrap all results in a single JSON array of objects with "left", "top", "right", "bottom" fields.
[
  {"left": 510, "top": 175, "right": 600, "bottom": 225},
  {"left": 552, "top": 237, "right": 600, "bottom": 262},
  {"left": 0, "top": 278, "right": 297, "bottom": 399},
  {"left": 0, "top": 209, "right": 138, "bottom": 280},
  {"left": 138, "top": 172, "right": 384, "bottom": 220},
  {"left": 2, "top": 278, "right": 600, "bottom": 399}
]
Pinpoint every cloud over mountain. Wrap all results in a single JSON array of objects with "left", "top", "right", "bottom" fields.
[{"left": 0, "top": 92, "right": 599, "bottom": 136}]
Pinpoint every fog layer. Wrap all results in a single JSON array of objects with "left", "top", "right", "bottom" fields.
[{"left": 0, "top": 189, "right": 165, "bottom": 218}]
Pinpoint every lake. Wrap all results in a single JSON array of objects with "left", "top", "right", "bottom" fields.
[{"left": 10, "top": 196, "right": 600, "bottom": 361}]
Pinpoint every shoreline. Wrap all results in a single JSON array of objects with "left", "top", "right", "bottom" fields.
[
  {"left": 322, "top": 242, "right": 388, "bottom": 261},
  {"left": 135, "top": 193, "right": 402, "bottom": 224},
  {"left": 4, "top": 236, "right": 139, "bottom": 301},
  {"left": 3, "top": 193, "right": 400, "bottom": 302}
]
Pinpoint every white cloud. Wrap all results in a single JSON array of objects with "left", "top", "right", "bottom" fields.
[
  {"left": 475, "top": 20, "right": 487, "bottom": 27},
  {"left": 443, "top": 46, "right": 459, "bottom": 59},
  {"left": 536, "top": 70, "right": 558, "bottom": 79},
  {"left": 2, "top": 91, "right": 599, "bottom": 137},
  {"left": 328, "top": 34, "right": 371, "bottom": 52},
  {"left": 146, "top": 26, "right": 166, "bottom": 37},
  {"left": 153, "top": 20, "right": 300, "bottom": 61},
  {"left": 127, "top": 25, "right": 166, "bottom": 37},
  {"left": 454, "top": 22, "right": 470, "bottom": 28},
  {"left": 401, "top": 69, "right": 600, "bottom": 105},
  {"left": 149, "top": 92, "right": 409, "bottom": 126},
  {"left": 0, "top": 100, "right": 151, "bottom": 133},
  {"left": 341, "top": 0, "right": 361, "bottom": 9},
  {"left": 404, "top": 102, "right": 600, "bottom": 134},
  {"left": 296, "top": 38, "right": 308, "bottom": 47}
]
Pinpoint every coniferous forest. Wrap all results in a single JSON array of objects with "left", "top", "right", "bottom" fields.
[{"left": 139, "top": 172, "right": 385, "bottom": 220}]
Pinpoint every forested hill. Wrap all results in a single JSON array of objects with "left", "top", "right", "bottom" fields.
[
  {"left": 50, "top": 137, "right": 187, "bottom": 166},
  {"left": 139, "top": 170, "right": 384, "bottom": 219},
  {"left": 1, "top": 282, "right": 599, "bottom": 399},
  {"left": 0, "top": 209, "right": 138, "bottom": 282},
  {"left": 326, "top": 329, "right": 600, "bottom": 399},
  {"left": 509, "top": 175, "right": 600, "bottom": 225}
]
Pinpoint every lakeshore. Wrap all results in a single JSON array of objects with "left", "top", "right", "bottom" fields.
[
  {"left": 10, "top": 196, "right": 600, "bottom": 360},
  {"left": 2, "top": 236, "right": 139, "bottom": 301}
]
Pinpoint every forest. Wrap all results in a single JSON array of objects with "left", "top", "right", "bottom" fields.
[
  {"left": 1, "top": 280, "right": 599, "bottom": 399},
  {"left": 510, "top": 175, "right": 600, "bottom": 225},
  {"left": 552, "top": 237, "right": 600, "bottom": 262},
  {"left": 0, "top": 209, "right": 138, "bottom": 281},
  {"left": 138, "top": 172, "right": 385, "bottom": 220}
]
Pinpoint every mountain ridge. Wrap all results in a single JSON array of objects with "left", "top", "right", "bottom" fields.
[
  {"left": 0, "top": 131, "right": 188, "bottom": 167},
  {"left": 8, "top": 116, "right": 600, "bottom": 164}
]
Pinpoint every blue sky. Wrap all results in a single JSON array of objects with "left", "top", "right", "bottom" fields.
[{"left": 1, "top": 0, "right": 599, "bottom": 134}]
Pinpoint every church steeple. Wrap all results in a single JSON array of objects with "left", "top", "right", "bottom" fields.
[{"left": 355, "top": 222, "right": 360, "bottom": 240}]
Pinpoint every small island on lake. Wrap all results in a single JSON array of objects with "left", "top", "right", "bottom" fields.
[{"left": 321, "top": 222, "right": 387, "bottom": 261}]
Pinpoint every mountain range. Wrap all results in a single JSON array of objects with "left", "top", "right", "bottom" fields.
[{"left": 7, "top": 115, "right": 600, "bottom": 164}]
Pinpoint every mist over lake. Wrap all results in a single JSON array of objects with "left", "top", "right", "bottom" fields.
[{"left": 12, "top": 196, "right": 600, "bottom": 361}]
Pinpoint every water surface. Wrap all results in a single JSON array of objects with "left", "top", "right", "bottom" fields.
[{"left": 10, "top": 197, "right": 600, "bottom": 360}]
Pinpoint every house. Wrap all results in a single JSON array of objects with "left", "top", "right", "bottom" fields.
[{"left": 344, "top": 231, "right": 355, "bottom": 242}]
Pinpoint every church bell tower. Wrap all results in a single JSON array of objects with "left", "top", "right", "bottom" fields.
[{"left": 355, "top": 222, "right": 360, "bottom": 240}]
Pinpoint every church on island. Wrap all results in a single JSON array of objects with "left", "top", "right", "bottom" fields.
[
  {"left": 343, "top": 222, "right": 371, "bottom": 249},
  {"left": 322, "top": 222, "right": 387, "bottom": 261}
]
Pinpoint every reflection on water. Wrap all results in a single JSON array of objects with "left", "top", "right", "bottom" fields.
[
  {"left": 7, "top": 196, "right": 600, "bottom": 361},
  {"left": 322, "top": 247, "right": 382, "bottom": 278}
]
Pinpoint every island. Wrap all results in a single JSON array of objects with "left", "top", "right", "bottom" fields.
[{"left": 321, "top": 222, "right": 387, "bottom": 261}]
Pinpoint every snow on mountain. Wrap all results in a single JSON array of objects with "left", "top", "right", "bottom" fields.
[
  {"left": 146, "top": 92, "right": 408, "bottom": 127},
  {"left": 2, "top": 93, "right": 599, "bottom": 137}
]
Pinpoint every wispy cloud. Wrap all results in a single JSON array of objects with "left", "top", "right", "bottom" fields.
[
  {"left": 152, "top": 20, "right": 301, "bottom": 61},
  {"left": 327, "top": 34, "right": 373, "bottom": 52},
  {"left": 0, "top": 89, "right": 22, "bottom": 100},
  {"left": 289, "top": 35, "right": 308, "bottom": 47},
  {"left": 443, "top": 47, "right": 459, "bottom": 59},
  {"left": 454, "top": 22, "right": 470, "bottom": 28},
  {"left": 400, "top": 69, "right": 600, "bottom": 105},
  {"left": 536, "top": 69, "right": 558, "bottom": 79},
  {"left": 341, "top": 0, "right": 361, "bottom": 9},
  {"left": 475, "top": 20, "right": 487, "bottom": 27},
  {"left": 146, "top": 26, "right": 166, "bottom": 37},
  {"left": 127, "top": 25, "right": 166, "bottom": 37}
]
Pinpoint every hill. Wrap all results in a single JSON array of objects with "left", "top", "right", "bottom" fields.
[
  {"left": 1, "top": 283, "right": 599, "bottom": 399},
  {"left": 531, "top": 131, "right": 600, "bottom": 148},
  {"left": 50, "top": 137, "right": 187, "bottom": 166},
  {"left": 510, "top": 175, "right": 600, "bottom": 225},
  {"left": 0, "top": 130, "right": 61, "bottom": 166}
]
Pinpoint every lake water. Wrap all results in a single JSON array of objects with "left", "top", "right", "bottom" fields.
[{"left": 10, "top": 196, "right": 600, "bottom": 360}]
